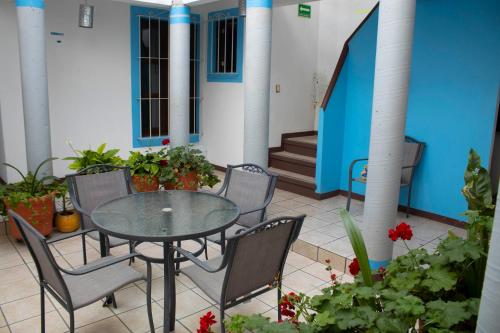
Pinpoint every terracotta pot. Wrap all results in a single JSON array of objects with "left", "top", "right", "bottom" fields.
[
  {"left": 5, "top": 194, "right": 54, "bottom": 240},
  {"left": 132, "top": 175, "right": 160, "bottom": 192},
  {"left": 55, "top": 210, "right": 80, "bottom": 233},
  {"left": 164, "top": 171, "right": 198, "bottom": 191}
]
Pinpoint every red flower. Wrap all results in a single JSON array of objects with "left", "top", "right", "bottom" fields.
[
  {"left": 349, "top": 258, "right": 360, "bottom": 276},
  {"left": 396, "top": 222, "right": 413, "bottom": 240},
  {"left": 330, "top": 273, "right": 337, "bottom": 281},
  {"left": 159, "top": 159, "right": 168, "bottom": 167},
  {"left": 197, "top": 311, "right": 216, "bottom": 333},
  {"left": 279, "top": 294, "right": 297, "bottom": 319},
  {"left": 388, "top": 222, "right": 413, "bottom": 241},
  {"left": 162, "top": 138, "right": 170, "bottom": 145},
  {"left": 325, "top": 259, "right": 331, "bottom": 264}
]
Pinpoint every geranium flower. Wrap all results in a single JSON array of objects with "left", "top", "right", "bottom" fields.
[
  {"left": 197, "top": 311, "right": 216, "bottom": 333},
  {"left": 162, "top": 138, "right": 170, "bottom": 145},
  {"left": 349, "top": 258, "right": 360, "bottom": 276},
  {"left": 388, "top": 222, "right": 413, "bottom": 241},
  {"left": 159, "top": 159, "right": 168, "bottom": 167}
]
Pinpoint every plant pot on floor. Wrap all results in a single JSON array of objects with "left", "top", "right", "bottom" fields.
[
  {"left": 132, "top": 175, "right": 160, "bottom": 192},
  {"left": 164, "top": 171, "right": 199, "bottom": 191},
  {"left": 55, "top": 209, "right": 80, "bottom": 233},
  {"left": 5, "top": 194, "right": 55, "bottom": 240}
]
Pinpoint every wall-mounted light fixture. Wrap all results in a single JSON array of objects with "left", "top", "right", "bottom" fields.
[
  {"left": 79, "top": 1, "right": 94, "bottom": 28},
  {"left": 239, "top": 0, "right": 246, "bottom": 17}
]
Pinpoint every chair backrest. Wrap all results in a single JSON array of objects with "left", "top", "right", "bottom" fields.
[
  {"left": 222, "top": 215, "right": 305, "bottom": 302},
  {"left": 401, "top": 136, "right": 425, "bottom": 184},
  {"left": 221, "top": 164, "right": 278, "bottom": 228},
  {"left": 8, "top": 210, "right": 70, "bottom": 304},
  {"left": 66, "top": 165, "right": 132, "bottom": 229}
]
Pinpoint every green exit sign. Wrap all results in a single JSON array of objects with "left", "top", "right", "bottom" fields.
[{"left": 298, "top": 4, "right": 311, "bottom": 18}]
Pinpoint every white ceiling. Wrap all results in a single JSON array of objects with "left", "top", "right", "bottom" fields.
[{"left": 112, "top": 0, "right": 318, "bottom": 9}]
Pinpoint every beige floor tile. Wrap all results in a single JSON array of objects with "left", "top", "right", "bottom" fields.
[
  {"left": 75, "top": 316, "right": 130, "bottom": 333},
  {"left": 64, "top": 248, "right": 100, "bottom": 268},
  {"left": 60, "top": 301, "right": 114, "bottom": 328},
  {"left": 285, "top": 252, "right": 315, "bottom": 269},
  {"left": 51, "top": 238, "right": 86, "bottom": 255},
  {"left": 0, "top": 251, "right": 23, "bottom": 270},
  {"left": 283, "top": 263, "right": 299, "bottom": 276},
  {"left": 392, "top": 244, "right": 409, "bottom": 259},
  {"left": 322, "top": 237, "right": 354, "bottom": 258},
  {"left": 110, "top": 285, "right": 148, "bottom": 314},
  {"left": 256, "top": 287, "right": 293, "bottom": 308},
  {"left": 0, "top": 327, "right": 9, "bottom": 333},
  {"left": 317, "top": 249, "right": 346, "bottom": 273},
  {"left": 302, "top": 262, "right": 343, "bottom": 282},
  {"left": 12, "top": 242, "right": 34, "bottom": 263},
  {"left": 267, "top": 203, "right": 290, "bottom": 215},
  {"left": 313, "top": 210, "right": 343, "bottom": 224},
  {"left": 411, "top": 221, "right": 454, "bottom": 242},
  {"left": 118, "top": 302, "right": 163, "bottom": 332},
  {"left": 1, "top": 294, "right": 54, "bottom": 325},
  {"left": 0, "top": 310, "right": 6, "bottom": 327},
  {"left": 179, "top": 306, "right": 223, "bottom": 333},
  {"left": 298, "top": 231, "right": 335, "bottom": 247},
  {"left": 283, "top": 270, "right": 325, "bottom": 293},
  {"left": 291, "top": 239, "right": 318, "bottom": 261},
  {"left": 225, "top": 298, "right": 271, "bottom": 317},
  {"left": 191, "top": 287, "right": 216, "bottom": 305},
  {"left": 153, "top": 321, "right": 190, "bottom": 333},
  {"left": 261, "top": 307, "right": 279, "bottom": 322},
  {"left": 315, "top": 223, "right": 347, "bottom": 239},
  {"left": 309, "top": 196, "right": 347, "bottom": 211},
  {"left": 175, "top": 274, "right": 196, "bottom": 289},
  {"left": 10, "top": 310, "right": 67, "bottom": 333},
  {"left": 292, "top": 204, "right": 327, "bottom": 217},
  {"left": 137, "top": 277, "right": 188, "bottom": 302},
  {"left": 175, "top": 289, "right": 212, "bottom": 319},
  {"left": 292, "top": 196, "right": 321, "bottom": 205},
  {"left": 0, "top": 273, "right": 39, "bottom": 304},
  {"left": 130, "top": 261, "right": 164, "bottom": 279},
  {"left": 273, "top": 190, "right": 298, "bottom": 200}
]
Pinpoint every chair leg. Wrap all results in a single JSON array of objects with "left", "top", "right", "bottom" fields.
[
  {"left": 406, "top": 183, "right": 413, "bottom": 218},
  {"left": 69, "top": 310, "right": 75, "bottom": 333},
  {"left": 146, "top": 261, "right": 155, "bottom": 333},
  {"left": 220, "top": 232, "right": 226, "bottom": 255},
  {"left": 277, "top": 284, "right": 282, "bottom": 322},
  {"left": 204, "top": 237, "right": 208, "bottom": 260},
  {"left": 82, "top": 234, "right": 87, "bottom": 265},
  {"left": 347, "top": 178, "right": 353, "bottom": 211},
  {"left": 129, "top": 241, "right": 135, "bottom": 265},
  {"left": 220, "top": 305, "right": 226, "bottom": 333},
  {"left": 40, "top": 285, "right": 45, "bottom": 333},
  {"left": 175, "top": 240, "right": 181, "bottom": 273}
]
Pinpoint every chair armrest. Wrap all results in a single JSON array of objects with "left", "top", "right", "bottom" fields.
[
  {"left": 59, "top": 253, "right": 139, "bottom": 276},
  {"left": 239, "top": 189, "right": 274, "bottom": 216},
  {"left": 349, "top": 158, "right": 368, "bottom": 180},
  {"left": 47, "top": 228, "right": 97, "bottom": 244},
  {"left": 71, "top": 201, "right": 93, "bottom": 220},
  {"left": 174, "top": 246, "right": 227, "bottom": 273}
]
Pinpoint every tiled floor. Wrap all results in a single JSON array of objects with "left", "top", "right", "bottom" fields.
[{"left": 0, "top": 170, "right": 466, "bottom": 332}]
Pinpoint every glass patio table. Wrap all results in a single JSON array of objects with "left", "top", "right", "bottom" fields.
[{"left": 91, "top": 190, "right": 240, "bottom": 333}]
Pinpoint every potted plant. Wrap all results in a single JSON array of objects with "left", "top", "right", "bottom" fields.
[
  {"left": 64, "top": 142, "right": 123, "bottom": 172},
  {"left": 54, "top": 184, "right": 80, "bottom": 233},
  {"left": 0, "top": 158, "right": 63, "bottom": 239},
  {"left": 159, "top": 145, "right": 219, "bottom": 190},
  {"left": 126, "top": 149, "right": 164, "bottom": 192}
]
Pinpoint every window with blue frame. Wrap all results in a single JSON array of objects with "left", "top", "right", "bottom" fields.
[
  {"left": 207, "top": 8, "right": 244, "bottom": 82},
  {"left": 130, "top": 6, "right": 200, "bottom": 147}
]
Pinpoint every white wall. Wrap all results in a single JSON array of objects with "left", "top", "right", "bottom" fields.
[{"left": 0, "top": 0, "right": 364, "bottom": 182}]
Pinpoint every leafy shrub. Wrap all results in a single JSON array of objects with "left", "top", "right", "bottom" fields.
[{"left": 64, "top": 143, "right": 123, "bottom": 171}]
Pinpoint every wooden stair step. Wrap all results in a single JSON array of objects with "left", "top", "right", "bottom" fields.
[
  {"left": 269, "top": 167, "right": 318, "bottom": 198},
  {"left": 283, "top": 135, "right": 317, "bottom": 157},
  {"left": 269, "top": 151, "right": 316, "bottom": 177}
]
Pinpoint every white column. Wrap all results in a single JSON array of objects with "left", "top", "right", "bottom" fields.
[
  {"left": 243, "top": 0, "right": 272, "bottom": 167},
  {"left": 16, "top": 0, "right": 53, "bottom": 176},
  {"left": 476, "top": 187, "right": 500, "bottom": 332},
  {"left": 169, "top": 2, "right": 190, "bottom": 147},
  {"left": 362, "top": 0, "right": 416, "bottom": 269}
]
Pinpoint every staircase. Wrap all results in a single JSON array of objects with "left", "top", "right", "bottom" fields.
[{"left": 269, "top": 132, "right": 318, "bottom": 198}]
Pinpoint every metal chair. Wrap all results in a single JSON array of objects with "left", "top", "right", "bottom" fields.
[
  {"left": 66, "top": 164, "right": 135, "bottom": 264},
  {"left": 8, "top": 210, "right": 154, "bottom": 333},
  {"left": 178, "top": 215, "right": 305, "bottom": 333},
  {"left": 205, "top": 164, "right": 278, "bottom": 254},
  {"left": 347, "top": 136, "right": 425, "bottom": 217}
]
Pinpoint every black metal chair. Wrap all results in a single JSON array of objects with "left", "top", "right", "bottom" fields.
[
  {"left": 205, "top": 164, "right": 278, "bottom": 254},
  {"left": 347, "top": 136, "right": 425, "bottom": 217},
  {"left": 8, "top": 210, "right": 154, "bottom": 333},
  {"left": 65, "top": 164, "right": 135, "bottom": 264},
  {"left": 178, "top": 215, "right": 305, "bottom": 333}
]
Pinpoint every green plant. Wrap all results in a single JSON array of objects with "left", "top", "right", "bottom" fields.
[
  {"left": 126, "top": 149, "right": 165, "bottom": 180},
  {"left": 64, "top": 143, "right": 123, "bottom": 171},
  {"left": 0, "top": 158, "right": 64, "bottom": 216},
  {"left": 159, "top": 145, "right": 219, "bottom": 188}
]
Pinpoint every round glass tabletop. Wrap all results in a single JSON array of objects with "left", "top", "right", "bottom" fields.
[{"left": 91, "top": 191, "right": 240, "bottom": 242}]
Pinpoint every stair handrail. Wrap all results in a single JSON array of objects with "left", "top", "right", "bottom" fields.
[{"left": 321, "top": 3, "right": 380, "bottom": 111}]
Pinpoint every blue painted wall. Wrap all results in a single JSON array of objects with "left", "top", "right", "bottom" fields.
[{"left": 316, "top": 0, "right": 500, "bottom": 222}]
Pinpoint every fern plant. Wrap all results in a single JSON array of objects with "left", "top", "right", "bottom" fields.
[{"left": 64, "top": 143, "right": 123, "bottom": 172}]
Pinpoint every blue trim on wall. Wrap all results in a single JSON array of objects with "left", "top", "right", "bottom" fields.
[
  {"left": 207, "top": 8, "right": 244, "bottom": 83},
  {"left": 16, "top": 0, "right": 44, "bottom": 8},
  {"left": 247, "top": 0, "right": 272, "bottom": 9},
  {"left": 130, "top": 5, "right": 200, "bottom": 148},
  {"left": 170, "top": 6, "right": 190, "bottom": 15},
  {"left": 369, "top": 259, "right": 390, "bottom": 270},
  {"left": 170, "top": 17, "right": 190, "bottom": 24}
]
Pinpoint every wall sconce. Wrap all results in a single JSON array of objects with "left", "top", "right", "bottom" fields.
[{"left": 79, "top": 1, "right": 94, "bottom": 28}]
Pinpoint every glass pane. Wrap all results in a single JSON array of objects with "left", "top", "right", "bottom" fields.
[
  {"left": 190, "top": 24, "right": 195, "bottom": 60},
  {"left": 160, "top": 20, "right": 169, "bottom": 59},
  {"left": 140, "top": 59, "right": 150, "bottom": 98},
  {"left": 190, "top": 60, "right": 195, "bottom": 97},
  {"left": 150, "top": 19, "right": 159, "bottom": 58},
  {"left": 232, "top": 18, "right": 238, "bottom": 73},
  {"left": 150, "top": 59, "right": 159, "bottom": 98},
  {"left": 141, "top": 100, "right": 151, "bottom": 138},
  {"left": 160, "top": 100, "right": 169, "bottom": 136},
  {"left": 217, "top": 20, "right": 226, "bottom": 72},
  {"left": 213, "top": 21, "right": 218, "bottom": 73},
  {"left": 140, "top": 17, "right": 149, "bottom": 58},
  {"left": 151, "top": 99, "right": 160, "bottom": 137},
  {"left": 160, "top": 59, "right": 169, "bottom": 98},
  {"left": 190, "top": 98, "right": 195, "bottom": 134}
]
